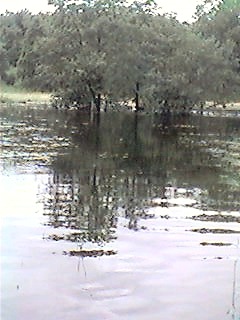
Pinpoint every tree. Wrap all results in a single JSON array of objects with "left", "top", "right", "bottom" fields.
[
  {"left": 1, "top": 0, "right": 239, "bottom": 111},
  {"left": 0, "top": 10, "right": 33, "bottom": 84},
  {"left": 194, "top": 2, "right": 240, "bottom": 102},
  {"left": 16, "top": 14, "right": 51, "bottom": 89},
  {"left": 0, "top": 41, "right": 9, "bottom": 82}
]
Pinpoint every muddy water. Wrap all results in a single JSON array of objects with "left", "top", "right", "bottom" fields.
[{"left": 1, "top": 105, "right": 240, "bottom": 320}]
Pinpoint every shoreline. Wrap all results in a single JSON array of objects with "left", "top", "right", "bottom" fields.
[
  {"left": 0, "top": 83, "right": 51, "bottom": 106},
  {"left": 1, "top": 101, "right": 240, "bottom": 114},
  {"left": 1, "top": 83, "right": 240, "bottom": 111}
]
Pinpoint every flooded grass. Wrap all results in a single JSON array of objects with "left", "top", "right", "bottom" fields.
[{"left": 0, "top": 82, "right": 50, "bottom": 105}]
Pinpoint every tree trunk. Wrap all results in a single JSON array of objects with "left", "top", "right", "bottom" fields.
[
  {"left": 96, "top": 93, "right": 101, "bottom": 113},
  {"left": 104, "top": 99, "right": 108, "bottom": 112},
  {"left": 93, "top": 165, "right": 97, "bottom": 187},
  {"left": 87, "top": 81, "right": 101, "bottom": 113},
  {"left": 135, "top": 82, "right": 140, "bottom": 112}
]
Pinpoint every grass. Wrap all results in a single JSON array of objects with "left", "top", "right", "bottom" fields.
[{"left": 0, "top": 82, "right": 51, "bottom": 105}]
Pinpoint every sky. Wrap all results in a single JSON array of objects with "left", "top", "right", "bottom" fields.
[{"left": 0, "top": 0, "right": 202, "bottom": 21}]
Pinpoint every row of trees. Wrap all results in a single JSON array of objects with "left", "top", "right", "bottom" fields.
[{"left": 0, "top": 0, "right": 239, "bottom": 112}]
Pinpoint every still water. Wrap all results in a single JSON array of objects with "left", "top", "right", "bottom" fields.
[{"left": 1, "top": 105, "right": 240, "bottom": 320}]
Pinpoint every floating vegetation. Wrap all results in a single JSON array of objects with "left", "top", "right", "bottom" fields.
[
  {"left": 63, "top": 249, "right": 117, "bottom": 257},
  {"left": 0, "top": 118, "right": 71, "bottom": 171},
  {"left": 200, "top": 242, "right": 232, "bottom": 246},
  {"left": 158, "top": 214, "right": 170, "bottom": 219},
  {"left": 44, "top": 233, "right": 80, "bottom": 242},
  {"left": 191, "top": 228, "right": 240, "bottom": 234},
  {"left": 44, "top": 232, "right": 117, "bottom": 243},
  {"left": 125, "top": 209, "right": 155, "bottom": 219},
  {"left": 191, "top": 213, "right": 240, "bottom": 223}
]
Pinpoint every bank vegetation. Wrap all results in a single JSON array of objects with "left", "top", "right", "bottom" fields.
[{"left": 0, "top": 0, "right": 239, "bottom": 112}]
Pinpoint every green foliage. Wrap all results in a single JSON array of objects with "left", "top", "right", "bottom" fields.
[
  {"left": 1, "top": 0, "right": 239, "bottom": 111},
  {"left": 194, "top": 2, "right": 240, "bottom": 102},
  {"left": 0, "top": 42, "right": 9, "bottom": 82}
]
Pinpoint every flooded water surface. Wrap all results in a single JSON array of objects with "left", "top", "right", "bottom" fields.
[{"left": 1, "top": 105, "right": 240, "bottom": 320}]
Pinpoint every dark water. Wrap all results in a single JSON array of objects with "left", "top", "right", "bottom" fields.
[{"left": 1, "top": 105, "right": 240, "bottom": 320}]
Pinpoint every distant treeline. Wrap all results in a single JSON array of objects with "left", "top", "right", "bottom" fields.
[{"left": 0, "top": 0, "right": 240, "bottom": 111}]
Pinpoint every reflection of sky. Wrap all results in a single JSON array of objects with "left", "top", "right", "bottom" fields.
[
  {"left": 1, "top": 174, "right": 39, "bottom": 272},
  {"left": 1, "top": 174, "right": 39, "bottom": 218},
  {"left": 1, "top": 174, "right": 47, "bottom": 291},
  {"left": 1, "top": 175, "right": 239, "bottom": 319},
  {"left": 0, "top": 0, "right": 202, "bottom": 21}
]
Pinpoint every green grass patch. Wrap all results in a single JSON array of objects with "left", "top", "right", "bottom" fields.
[{"left": 0, "top": 82, "right": 51, "bottom": 104}]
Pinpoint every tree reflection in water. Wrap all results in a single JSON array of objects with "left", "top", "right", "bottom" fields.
[
  {"left": 38, "top": 111, "right": 240, "bottom": 248},
  {"left": 43, "top": 168, "right": 118, "bottom": 244}
]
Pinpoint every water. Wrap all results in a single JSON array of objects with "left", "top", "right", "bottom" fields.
[{"left": 1, "top": 105, "right": 240, "bottom": 319}]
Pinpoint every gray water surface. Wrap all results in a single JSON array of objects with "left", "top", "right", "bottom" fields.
[{"left": 1, "top": 105, "right": 240, "bottom": 320}]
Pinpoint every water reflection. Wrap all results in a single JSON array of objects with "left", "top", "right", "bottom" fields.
[
  {"left": 43, "top": 169, "right": 118, "bottom": 244},
  {"left": 1, "top": 105, "right": 240, "bottom": 319},
  {"left": 1, "top": 105, "right": 240, "bottom": 239}
]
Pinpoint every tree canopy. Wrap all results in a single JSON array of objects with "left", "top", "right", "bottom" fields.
[{"left": 0, "top": 0, "right": 239, "bottom": 112}]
